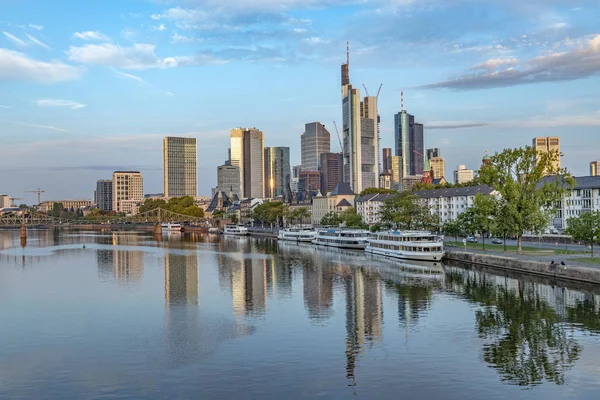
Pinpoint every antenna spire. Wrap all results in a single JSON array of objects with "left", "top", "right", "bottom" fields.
[
  {"left": 401, "top": 91, "right": 404, "bottom": 111},
  {"left": 346, "top": 41, "right": 349, "bottom": 65}
]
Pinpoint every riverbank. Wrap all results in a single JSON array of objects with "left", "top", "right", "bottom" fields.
[{"left": 444, "top": 250, "right": 600, "bottom": 285}]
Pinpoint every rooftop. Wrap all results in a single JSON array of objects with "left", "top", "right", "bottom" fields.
[
  {"left": 330, "top": 182, "right": 354, "bottom": 196},
  {"left": 540, "top": 175, "right": 600, "bottom": 190},
  {"left": 355, "top": 193, "right": 397, "bottom": 203},
  {"left": 414, "top": 185, "right": 495, "bottom": 199},
  {"left": 336, "top": 198, "right": 353, "bottom": 207}
]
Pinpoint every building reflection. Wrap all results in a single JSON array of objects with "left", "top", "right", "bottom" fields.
[
  {"left": 165, "top": 253, "right": 199, "bottom": 306},
  {"left": 303, "top": 262, "right": 334, "bottom": 321},
  {"left": 232, "top": 258, "right": 267, "bottom": 316}
]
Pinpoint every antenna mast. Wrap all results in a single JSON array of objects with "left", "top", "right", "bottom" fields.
[
  {"left": 346, "top": 41, "right": 349, "bottom": 65},
  {"left": 401, "top": 91, "right": 404, "bottom": 111}
]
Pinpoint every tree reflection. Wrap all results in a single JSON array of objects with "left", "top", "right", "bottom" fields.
[{"left": 446, "top": 270, "right": 581, "bottom": 386}]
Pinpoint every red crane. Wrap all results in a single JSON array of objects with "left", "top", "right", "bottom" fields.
[{"left": 412, "top": 150, "right": 423, "bottom": 174}]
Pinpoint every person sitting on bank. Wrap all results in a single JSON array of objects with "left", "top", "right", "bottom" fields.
[{"left": 549, "top": 260, "right": 555, "bottom": 271}]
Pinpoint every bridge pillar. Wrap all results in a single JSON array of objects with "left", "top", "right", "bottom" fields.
[
  {"left": 20, "top": 224, "right": 27, "bottom": 239},
  {"left": 154, "top": 224, "right": 162, "bottom": 236}
]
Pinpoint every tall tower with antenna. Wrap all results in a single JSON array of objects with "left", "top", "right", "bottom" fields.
[{"left": 394, "top": 92, "right": 424, "bottom": 181}]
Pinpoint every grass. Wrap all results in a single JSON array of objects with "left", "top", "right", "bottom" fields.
[
  {"left": 444, "top": 241, "right": 588, "bottom": 256},
  {"left": 571, "top": 257, "right": 600, "bottom": 265}
]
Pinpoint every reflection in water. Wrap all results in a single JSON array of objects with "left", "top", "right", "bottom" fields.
[
  {"left": 303, "top": 263, "right": 334, "bottom": 321},
  {"left": 165, "top": 253, "right": 199, "bottom": 306},
  {"left": 96, "top": 247, "right": 144, "bottom": 284},
  {"left": 232, "top": 258, "right": 267, "bottom": 317}
]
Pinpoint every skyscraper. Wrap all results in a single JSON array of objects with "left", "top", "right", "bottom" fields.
[
  {"left": 591, "top": 161, "right": 600, "bottom": 176},
  {"left": 425, "top": 148, "right": 440, "bottom": 171},
  {"left": 390, "top": 156, "right": 402, "bottom": 191},
  {"left": 341, "top": 44, "right": 379, "bottom": 193},
  {"left": 382, "top": 148, "right": 392, "bottom": 172},
  {"left": 301, "top": 122, "right": 330, "bottom": 172},
  {"left": 454, "top": 165, "right": 474, "bottom": 184},
  {"left": 532, "top": 136, "right": 561, "bottom": 173},
  {"left": 230, "top": 128, "right": 265, "bottom": 198},
  {"left": 298, "top": 171, "right": 321, "bottom": 193},
  {"left": 112, "top": 171, "right": 143, "bottom": 214},
  {"left": 217, "top": 165, "right": 241, "bottom": 197},
  {"left": 96, "top": 179, "right": 113, "bottom": 211},
  {"left": 264, "top": 147, "right": 291, "bottom": 198},
  {"left": 429, "top": 157, "right": 445, "bottom": 180},
  {"left": 320, "top": 152, "right": 343, "bottom": 193},
  {"left": 163, "top": 137, "right": 197, "bottom": 198},
  {"left": 395, "top": 99, "right": 424, "bottom": 178}
]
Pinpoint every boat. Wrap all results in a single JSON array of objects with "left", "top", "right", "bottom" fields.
[
  {"left": 208, "top": 227, "right": 220, "bottom": 234},
  {"left": 277, "top": 227, "right": 317, "bottom": 242},
  {"left": 223, "top": 224, "right": 249, "bottom": 236},
  {"left": 312, "top": 228, "right": 370, "bottom": 250},
  {"left": 366, "top": 230, "right": 445, "bottom": 262},
  {"left": 161, "top": 223, "right": 182, "bottom": 232}
]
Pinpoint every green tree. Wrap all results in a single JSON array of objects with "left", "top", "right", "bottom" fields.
[
  {"left": 493, "top": 199, "right": 517, "bottom": 251},
  {"left": 479, "top": 146, "right": 573, "bottom": 254},
  {"left": 291, "top": 207, "right": 310, "bottom": 226},
  {"left": 380, "top": 192, "right": 439, "bottom": 231},
  {"left": 359, "top": 187, "right": 398, "bottom": 196},
  {"left": 50, "top": 202, "right": 64, "bottom": 217},
  {"left": 340, "top": 207, "right": 367, "bottom": 229},
  {"left": 443, "top": 220, "right": 463, "bottom": 243},
  {"left": 320, "top": 212, "right": 342, "bottom": 226},
  {"left": 467, "top": 194, "right": 498, "bottom": 250},
  {"left": 566, "top": 211, "right": 600, "bottom": 257},
  {"left": 410, "top": 182, "right": 435, "bottom": 192},
  {"left": 138, "top": 197, "right": 204, "bottom": 218}
]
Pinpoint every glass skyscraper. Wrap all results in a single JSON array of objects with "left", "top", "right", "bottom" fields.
[
  {"left": 163, "top": 137, "right": 197, "bottom": 198},
  {"left": 394, "top": 111, "right": 424, "bottom": 177},
  {"left": 301, "top": 122, "right": 330, "bottom": 172},
  {"left": 264, "top": 147, "right": 291, "bottom": 198}
]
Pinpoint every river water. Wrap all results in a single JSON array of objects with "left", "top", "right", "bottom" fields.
[{"left": 1, "top": 230, "right": 600, "bottom": 399}]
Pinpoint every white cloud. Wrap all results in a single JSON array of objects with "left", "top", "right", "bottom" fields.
[
  {"left": 2, "top": 31, "right": 28, "bottom": 47},
  {"left": 121, "top": 29, "right": 136, "bottom": 41},
  {"left": 67, "top": 43, "right": 226, "bottom": 69},
  {"left": 171, "top": 33, "right": 194, "bottom": 43},
  {"left": 0, "top": 48, "right": 82, "bottom": 83},
  {"left": 472, "top": 57, "right": 519, "bottom": 71},
  {"left": 153, "top": 24, "right": 167, "bottom": 31},
  {"left": 293, "top": 28, "right": 307, "bottom": 33},
  {"left": 29, "top": 24, "right": 44, "bottom": 31},
  {"left": 35, "top": 99, "right": 87, "bottom": 110},
  {"left": 16, "top": 122, "right": 70, "bottom": 132},
  {"left": 72, "top": 31, "right": 109, "bottom": 41},
  {"left": 25, "top": 33, "right": 51, "bottom": 50},
  {"left": 112, "top": 68, "right": 149, "bottom": 85}
]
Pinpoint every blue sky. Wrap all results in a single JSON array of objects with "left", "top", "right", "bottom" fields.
[{"left": 1, "top": 0, "right": 599, "bottom": 202}]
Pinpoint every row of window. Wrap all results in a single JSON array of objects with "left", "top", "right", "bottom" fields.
[{"left": 370, "top": 243, "right": 442, "bottom": 252}]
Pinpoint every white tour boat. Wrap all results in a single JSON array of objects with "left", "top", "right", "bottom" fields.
[
  {"left": 223, "top": 224, "right": 249, "bottom": 236},
  {"left": 161, "top": 223, "right": 182, "bottom": 232},
  {"left": 312, "top": 229, "right": 370, "bottom": 250},
  {"left": 366, "top": 230, "right": 445, "bottom": 262},
  {"left": 277, "top": 227, "right": 317, "bottom": 242}
]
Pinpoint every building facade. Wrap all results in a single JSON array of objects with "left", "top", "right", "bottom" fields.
[
  {"left": 163, "top": 136, "right": 197, "bottom": 198},
  {"left": 230, "top": 128, "right": 265, "bottom": 199},
  {"left": 96, "top": 179, "right": 113, "bottom": 211},
  {"left": 311, "top": 182, "right": 355, "bottom": 225},
  {"left": 298, "top": 171, "right": 321, "bottom": 193},
  {"left": 395, "top": 110, "right": 424, "bottom": 178},
  {"left": 429, "top": 157, "right": 445, "bottom": 179},
  {"left": 390, "top": 155, "right": 402, "bottom": 191},
  {"left": 319, "top": 152, "right": 343, "bottom": 193},
  {"left": 402, "top": 175, "right": 423, "bottom": 192},
  {"left": 356, "top": 193, "right": 395, "bottom": 225},
  {"left": 454, "top": 165, "right": 474, "bottom": 184},
  {"left": 590, "top": 161, "right": 600, "bottom": 177},
  {"left": 341, "top": 47, "right": 379, "bottom": 193},
  {"left": 217, "top": 165, "right": 241, "bottom": 197},
  {"left": 533, "top": 136, "right": 561, "bottom": 173},
  {"left": 426, "top": 148, "right": 440, "bottom": 171},
  {"left": 39, "top": 200, "right": 92, "bottom": 213},
  {"left": 301, "top": 122, "right": 330, "bottom": 172},
  {"left": 545, "top": 176, "right": 600, "bottom": 233},
  {"left": 382, "top": 148, "right": 392, "bottom": 172},
  {"left": 0, "top": 195, "right": 10, "bottom": 209},
  {"left": 112, "top": 171, "right": 143, "bottom": 214},
  {"left": 379, "top": 172, "right": 392, "bottom": 190},
  {"left": 264, "top": 147, "right": 291, "bottom": 198}
]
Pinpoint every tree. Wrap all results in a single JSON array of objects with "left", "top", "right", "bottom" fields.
[
  {"left": 50, "top": 202, "right": 64, "bottom": 217},
  {"left": 493, "top": 199, "right": 517, "bottom": 251},
  {"left": 380, "top": 192, "right": 439, "bottom": 231},
  {"left": 340, "top": 207, "right": 367, "bottom": 229},
  {"left": 410, "top": 182, "right": 435, "bottom": 192},
  {"left": 359, "top": 187, "right": 398, "bottom": 196},
  {"left": 466, "top": 194, "right": 498, "bottom": 250},
  {"left": 479, "top": 146, "right": 574, "bottom": 254},
  {"left": 138, "top": 197, "right": 204, "bottom": 218},
  {"left": 320, "top": 212, "right": 342, "bottom": 226},
  {"left": 566, "top": 211, "right": 600, "bottom": 257},
  {"left": 292, "top": 207, "right": 310, "bottom": 226},
  {"left": 443, "top": 220, "right": 463, "bottom": 243}
]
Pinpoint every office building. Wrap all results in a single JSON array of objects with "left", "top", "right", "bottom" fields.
[
  {"left": 217, "top": 165, "right": 241, "bottom": 197},
  {"left": 402, "top": 175, "right": 423, "bottom": 192},
  {"left": 532, "top": 136, "right": 561, "bottom": 174},
  {"left": 230, "top": 128, "right": 265, "bottom": 198},
  {"left": 390, "top": 155, "right": 402, "bottom": 191},
  {"left": 163, "top": 137, "right": 197, "bottom": 198},
  {"left": 341, "top": 45, "right": 380, "bottom": 193},
  {"left": 298, "top": 171, "right": 321, "bottom": 193},
  {"left": 429, "top": 157, "right": 445, "bottom": 179},
  {"left": 425, "top": 148, "right": 440, "bottom": 170},
  {"left": 454, "top": 165, "right": 474, "bottom": 184},
  {"left": 0, "top": 195, "right": 10, "bottom": 209},
  {"left": 591, "top": 161, "right": 600, "bottom": 177},
  {"left": 39, "top": 200, "right": 92, "bottom": 213},
  {"left": 320, "top": 152, "right": 343, "bottom": 193},
  {"left": 264, "top": 147, "right": 291, "bottom": 198},
  {"left": 301, "top": 122, "right": 331, "bottom": 172},
  {"left": 96, "top": 180, "right": 113, "bottom": 211},
  {"left": 112, "top": 171, "right": 143, "bottom": 214},
  {"left": 394, "top": 100, "right": 424, "bottom": 177},
  {"left": 382, "top": 148, "right": 392, "bottom": 172}
]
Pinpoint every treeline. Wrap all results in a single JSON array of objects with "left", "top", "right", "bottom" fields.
[{"left": 138, "top": 196, "right": 204, "bottom": 217}]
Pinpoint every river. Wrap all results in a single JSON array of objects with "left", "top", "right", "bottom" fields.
[{"left": 1, "top": 230, "right": 599, "bottom": 399}]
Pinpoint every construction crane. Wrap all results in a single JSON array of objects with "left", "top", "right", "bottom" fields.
[
  {"left": 412, "top": 150, "right": 423, "bottom": 175},
  {"left": 10, "top": 197, "right": 22, "bottom": 207},
  {"left": 332, "top": 121, "right": 343, "bottom": 152},
  {"left": 362, "top": 83, "right": 383, "bottom": 98},
  {"left": 26, "top": 188, "right": 45, "bottom": 204}
]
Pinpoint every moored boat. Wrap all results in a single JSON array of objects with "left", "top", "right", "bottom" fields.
[
  {"left": 366, "top": 230, "right": 445, "bottom": 262},
  {"left": 223, "top": 224, "right": 249, "bottom": 236},
  {"left": 312, "top": 228, "right": 370, "bottom": 250},
  {"left": 161, "top": 223, "right": 182, "bottom": 232},
  {"left": 277, "top": 227, "right": 317, "bottom": 242}
]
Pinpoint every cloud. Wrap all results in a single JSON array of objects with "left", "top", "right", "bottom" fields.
[
  {"left": 171, "top": 33, "right": 195, "bottom": 43},
  {"left": 67, "top": 43, "right": 226, "bottom": 69},
  {"left": 72, "top": 31, "right": 110, "bottom": 41},
  {"left": 153, "top": 24, "right": 167, "bottom": 31},
  {"left": 471, "top": 57, "right": 518, "bottom": 72},
  {"left": 2, "top": 32, "right": 28, "bottom": 47},
  {"left": 426, "top": 122, "right": 489, "bottom": 130},
  {"left": 29, "top": 24, "right": 44, "bottom": 31},
  {"left": 35, "top": 99, "right": 87, "bottom": 110},
  {"left": 112, "top": 68, "right": 174, "bottom": 96},
  {"left": 0, "top": 48, "right": 82, "bottom": 83},
  {"left": 25, "top": 33, "right": 51, "bottom": 50},
  {"left": 15, "top": 122, "right": 70, "bottom": 132}
]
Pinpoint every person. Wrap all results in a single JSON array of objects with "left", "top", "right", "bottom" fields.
[
  {"left": 549, "top": 260, "right": 555, "bottom": 271},
  {"left": 561, "top": 261, "right": 566, "bottom": 266}
]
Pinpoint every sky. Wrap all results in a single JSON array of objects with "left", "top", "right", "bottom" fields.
[{"left": 1, "top": 0, "right": 599, "bottom": 203}]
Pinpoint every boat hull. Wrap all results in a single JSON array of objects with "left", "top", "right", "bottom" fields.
[
  {"left": 312, "top": 239, "right": 368, "bottom": 250},
  {"left": 366, "top": 246, "right": 445, "bottom": 261},
  {"left": 277, "top": 234, "right": 316, "bottom": 242}
]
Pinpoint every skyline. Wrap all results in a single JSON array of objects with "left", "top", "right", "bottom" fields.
[{"left": 1, "top": 0, "right": 599, "bottom": 202}]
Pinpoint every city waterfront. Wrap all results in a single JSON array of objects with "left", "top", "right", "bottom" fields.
[{"left": 1, "top": 230, "right": 600, "bottom": 399}]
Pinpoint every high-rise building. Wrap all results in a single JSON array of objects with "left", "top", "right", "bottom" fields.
[
  {"left": 382, "top": 148, "right": 392, "bottom": 172},
  {"left": 390, "top": 156, "right": 402, "bottom": 191},
  {"left": 301, "top": 122, "right": 330, "bottom": 172},
  {"left": 379, "top": 172, "right": 392, "bottom": 190},
  {"left": 217, "top": 165, "right": 241, "bottom": 197},
  {"left": 230, "top": 128, "right": 265, "bottom": 198},
  {"left": 264, "top": 147, "right": 291, "bottom": 198},
  {"left": 395, "top": 101, "right": 424, "bottom": 178},
  {"left": 320, "top": 152, "right": 343, "bottom": 193},
  {"left": 291, "top": 165, "right": 302, "bottom": 193},
  {"left": 163, "top": 137, "right": 197, "bottom": 198},
  {"left": 341, "top": 47, "right": 379, "bottom": 193},
  {"left": 591, "top": 161, "right": 600, "bottom": 176},
  {"left": 112, "top": 171, "right": 143, "bottom": 214},
  {"left": 454, "top": 165, "right": 474, "bottom": 184},
  {"left": 298, "top": 171, "right": 321, "bottom": 193},
  {"left": 532, "top": 136, "right": 561, "bottom": 173},
  {"left": 96, "top": 179, "right": 113, "bottom": 211},
  {"left": 0, "top": 194, "right": 11, "bottom": 208},
  {"left": 429, "top": 157, "right": 445, "bottom": 179},
  {"left": 425, "top": 148, "right": 440, "bottom": 171}
]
